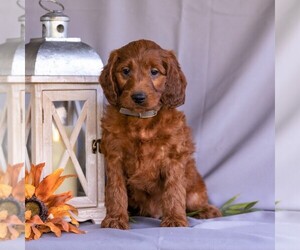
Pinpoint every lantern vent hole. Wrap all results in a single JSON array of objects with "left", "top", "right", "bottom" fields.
[
  {"left": 42, "top": 24, "right": 46, "bottom": 36},
  {"left": 57, "top": 24, "right": 64, "bottom": 33}
]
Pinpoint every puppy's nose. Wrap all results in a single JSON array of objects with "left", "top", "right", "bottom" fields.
[{"left": 131, "top": 92, "right": 147, "bottom": 104}]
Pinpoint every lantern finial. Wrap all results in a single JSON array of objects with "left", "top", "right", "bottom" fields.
[
  {"left": 39, "top": 0, "right": 69, "bottom": 39},
  {"left": 39, "top": 0, "right": 64, "bottom": 13},
  {"left": 17, "top": 0, "right": 25, "bottom": 40}
]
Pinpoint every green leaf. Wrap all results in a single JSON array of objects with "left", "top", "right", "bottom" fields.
[
  {"left": 186, "top": 209, "right": 205, "bottom": 217},
  {"left": 222, "top": 208, "right": 259, "bottom": 217},
  {"left": 226, "top": 201, "right": 258, "bottom": 211},
  {"left": 220, "top": 194, "right": 240, "bottom": 211},
  {"left": 219, "top": 194, "right": 260, "bottom": 217}
]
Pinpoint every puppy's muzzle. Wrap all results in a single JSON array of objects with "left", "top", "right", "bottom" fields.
[{"left": 131, "top": 92, "right": 147, "bottom": 104}]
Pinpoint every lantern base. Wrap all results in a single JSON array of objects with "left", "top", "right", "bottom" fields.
[{"left": 73, "top": 204, "right": 106, "bottom": 224}]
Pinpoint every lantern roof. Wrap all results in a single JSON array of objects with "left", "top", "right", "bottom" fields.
[
  {"left": 25, "top": 1, "right": 102, "bottom": 77},
  {"left": 0, "top": 38, "right": 25, "bottom": 76},
  {"left": 26, "top": 38, "right": 102, "bottom": 76},
  {"left": 0, "top": 11, "right": 25, "bottom": 76}
]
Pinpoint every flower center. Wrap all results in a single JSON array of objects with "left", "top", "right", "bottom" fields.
[
  {"left": 25, "top": 196, "right": 48, "bottom": 221},
  {"left": 0, "top": 197, "right": 21, "bottom": 216}
]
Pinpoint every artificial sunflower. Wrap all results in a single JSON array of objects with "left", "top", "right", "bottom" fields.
[
  {"left": 0, "top": 163, "right": 25, "bottom": 240},
  {"left": 25, "top": 163, "right": 84, "bottom": 240}
]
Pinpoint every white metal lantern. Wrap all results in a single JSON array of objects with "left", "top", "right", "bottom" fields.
[
  {"left": 25, "top": 1, "right": 105, "bottom": 223},
  {"left": 0, "top": 9, "right": 25, "bottom": 168}
]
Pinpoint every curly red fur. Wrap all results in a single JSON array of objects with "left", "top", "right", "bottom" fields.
[{"left": 99, "top": 40, "right": 221, "bottom": 229}]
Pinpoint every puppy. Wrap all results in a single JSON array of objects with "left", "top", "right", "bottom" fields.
[{"left": 99, "top": 39, "right": 221, "bottom": 229}]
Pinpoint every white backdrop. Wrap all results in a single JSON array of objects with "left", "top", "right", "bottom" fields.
[
  {"left": 276, "top": 0, "right": 300, "bottom": 211},
  {"left": 26, "top": 0, "right": 275, "bottom": 210}
]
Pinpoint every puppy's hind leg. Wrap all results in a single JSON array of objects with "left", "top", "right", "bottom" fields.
[{"left": 186, "top": 174, "right": 222, "bottom": 219}]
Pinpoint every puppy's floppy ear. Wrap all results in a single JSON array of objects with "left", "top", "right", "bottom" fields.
[
  {"left": 99, "top": 50, "right": 119, "bottom": 106},
  {"left": 161, "top": 51, "right": 187, "bottom": 108}
]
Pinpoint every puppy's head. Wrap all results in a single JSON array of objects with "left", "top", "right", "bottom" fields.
[{"left": 99, "top": 39, "right": 187, "bottom": 112}]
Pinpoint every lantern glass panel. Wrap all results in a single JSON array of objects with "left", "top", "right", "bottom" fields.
[
  {"left": 51, "top": 100, "right": 88, "bottom": 197},
  {"left": 0, "top": 92, "right": 8, "bottom": 169}
]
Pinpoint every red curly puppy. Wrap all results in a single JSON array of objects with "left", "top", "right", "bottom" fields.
[{"left": 99, "top": 39, "right": 221, "bottom": 229}]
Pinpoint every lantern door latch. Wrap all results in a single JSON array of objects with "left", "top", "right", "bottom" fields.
[{"left": 92, "top": 139, "right": 102, "bottom": 154}]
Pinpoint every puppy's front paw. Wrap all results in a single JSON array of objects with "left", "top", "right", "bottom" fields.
[
  {"left": 160, "top": 216, "right": 188, "bottom": 227},
  {"left": 193, "top": 205, "right": 222, "bottom": 219},
  {"left": 101, "top": 216, "right": 129, "bottom": 230}
]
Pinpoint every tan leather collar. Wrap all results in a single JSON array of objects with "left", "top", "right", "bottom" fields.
[{"left": 119, "top": 107, "right": 158, "bottom": 118}]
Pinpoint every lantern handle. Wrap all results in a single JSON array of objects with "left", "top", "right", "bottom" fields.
[
  {"left": 39, "top": 0, "right": 65, "bottom": 13},
  {"left": 17, "top": 0, "right": 25, "bottom": 10}
]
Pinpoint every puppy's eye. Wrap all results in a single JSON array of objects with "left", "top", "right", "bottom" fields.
[
  {"left": 122, "top": 67, "right": 130, "bottom": 76},
  {"left": 150, "top": 68, "right": 159, "bottom": 76}
]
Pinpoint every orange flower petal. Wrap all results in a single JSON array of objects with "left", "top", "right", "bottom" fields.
[
  {"left": 7, "top": 163, "right": 24, "bottom": 187},
  {"left": 25, "top": 210, "right": 32, "bottom": 220},
  {"left": 29, "top": 215, "right": 44, "bottom": 225},
  {"left": 0, "top": 184, "right": 12, "bottom": 198},
  {"left": 48, "top": 204, "right": 77, "bottom": 218},
  {"left": 32, "top": 163, "right": 45, "bottom": 187},
  {"left": 46, "top": 191, "right": 73, "bottom": 207},
  {"left": 0, "top": 210, "right": 8, "bottom": 220},
  {"left": 59, "top": 219, "right": 70, "bottom": 232},
  {"left": 49, "top": 217, "right": 70, "bottom": 232},
  {"left": 44, "top": 221, "right": 62, "bottom": 237},
  {"left": 5, "top": 215, "right": 23, "bottom": 225},
  {"left": 32, "top": 225, "right": 42, "bottom": 240},
  {"left": 0, "top": 223, "right": 8, "bottom": 239},
  {"left": 70, "top": 216, "right": 79, "bottom": 226},
  {"left": 25, "top": 223, "right": 32, "bottom": 239},
  {"left": 68, "top": 224, "right": 85, "bottom": 234},
  {"left": 38, "top": 226, "right": 51, "bottom": 233},
  {"left": 8, "top": 225, "right": 20, "bottom": 240},
  {"left": 1, "top": 169, "right": 10, "bottom": 185},
  {"left": 12, "top": 177, "right": 25, "bottom": 201},
  {"left": 51, "top": 175, "right": 77, "bottom": 194},
  {"left": 35, "top": 168, "right": 64, "bottom": 201},
  {"left": 25, "top": 169, "right": 31, "bottom": 185},
  {"left": 25, "top": 184, "right": 36, "bottom": 199}
]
